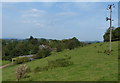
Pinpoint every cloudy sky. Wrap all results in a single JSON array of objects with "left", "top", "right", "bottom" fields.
[{"left": 1, "top": 2, "right": 118, "bottom": 41}]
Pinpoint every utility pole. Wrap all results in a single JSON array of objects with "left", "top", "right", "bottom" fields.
[{"left": 106, "top": 4, "right": 115, "bottom": 52}]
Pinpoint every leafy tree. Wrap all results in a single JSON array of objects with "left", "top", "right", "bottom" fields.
[
  {"left": 103, "top": 27, "right": 120, "bottom": 42},
  {"left": 36, "top": 48, "right": 51, "bottom": 58},
  {"left": 63, "top": 37, "right": 80, "bottom": 50},
  {"left": 29, "top": 36, "right": 34, "bottom": 40},
  {"left": 112, "top": 27, "right": 120, "bottom": 40},
  {"left": 39, "top": 38, "right": 49, "bottom": 45},
  {"left": 2, "top": 37, "right": 83, "bottom": 60},
  {"left": 31, "top": 46, "right": 39, "bottom": 54},
  {"left": 56, "top": 43, "right": 64, "bottom": 52}
]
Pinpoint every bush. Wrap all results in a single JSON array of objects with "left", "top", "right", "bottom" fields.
[
  {"left": 34, "top": 67, "right": 42, "bottom": 73},
  {"left": 55, "top": 59, "right": 73, "bottom": 67},
  {"left": 34, "top": 66, "right": 48, "bottom": 73},
  {"left": 97, "top": 50, "right": 102, "bottom": 53},
  {"left": 64, "top": 54, "right": 71, "bottom": 59},
  {"left": 15, "top": 64, "right": 28, "bottom": 81},
  {"left": 47, "top": 56, "right": 73, "bottom": 69},
  {"left": 26, "top": 67, "right": 31, "bottom": 73},
  {"left": 33, "top": 55, "right": 73, "bottom": 73},
  {"left": 104, "top": 50, "right": 112, "bottom": 55},
  {"left": 36, "top": 48, "right": 51, "bottom": 59},
  {"left": 56, "top": 44, "right": 63, "bottom": 52},
  {"left": 65, "top": 37, "right": 80, "bottom": 50},
  {"left": 15, "top": 57, "right": 30, "bottom": 64}
]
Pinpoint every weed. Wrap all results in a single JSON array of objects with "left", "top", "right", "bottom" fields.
[{"left": 15, "top": 64, "right": 28, "bottom": 81}]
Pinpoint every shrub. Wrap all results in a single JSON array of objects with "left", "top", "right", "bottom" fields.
[
  {"left": 97, "top": 50, "right": 102, "bottom": 53},
  {"left": 64, "top": 55, "right": 71, "bottom": 59},
  {"left": 47, "top": 56, "right": 73, "bottom": 69},
  {"left": 62, "top": 37, "right": 80, "bottom": 50},
  {"left": 33, "top": 56, "right": 73, "bottom": 73},
  {"left": 15, "top": 57, "right": 30, "bottom": 64},
  {"left": 56, "top": 44, "right": 63, "bottom": 52},
  {"left": 15, "top": 64, "right": 28, "bottom": 81},
  {"left": 34, "top": 66, "right": 48, "bottom": 73},
  {"left": 34, "top": 67, "right": 42, "bottom": 73},
  {"left": 104, "top": 50, "right": 112, "bottom": 55},
  {"left": 42, "top": 66, "right": 49, "bottom": 71},
  {"left": 36, "top": 48, "right": 51, "bottom": 59},
  {"left": 55, "top": 58, "right": 73, "bottom": 67}
]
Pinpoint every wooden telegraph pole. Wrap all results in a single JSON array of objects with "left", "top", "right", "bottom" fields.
[{"left": 106, "top": 4, "right": 115, "bottom": 52}]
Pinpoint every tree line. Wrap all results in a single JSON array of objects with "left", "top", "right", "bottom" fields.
[{"left": 2, "top": 36, "right": 87, "bottom": 61}]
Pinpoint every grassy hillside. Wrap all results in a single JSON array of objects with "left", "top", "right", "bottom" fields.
[
  {"left": 1, "top": 60, "right": 11, "bottom": 66},
  {"left": 2, "top": 41, "right": 118, "bottom": 81}
]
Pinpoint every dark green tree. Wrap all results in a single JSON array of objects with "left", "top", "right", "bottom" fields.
[{"left": 103, "top": 27, "right": 120, "bottom": 42}]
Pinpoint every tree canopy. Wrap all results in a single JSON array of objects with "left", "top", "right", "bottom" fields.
[
  {"left": 103, "top": 27, "right": 120, "bottom": 42},
  {"left": 2, "top": 36, "right": 86, "bottom": 61}
]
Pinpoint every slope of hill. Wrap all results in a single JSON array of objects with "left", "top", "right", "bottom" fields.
[{"left": 2, "top": 41, "right": 118, "bottom": 81}]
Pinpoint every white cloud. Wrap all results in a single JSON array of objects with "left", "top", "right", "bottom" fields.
[
  {"left": 58, "top": 12, "right": 78, "bottom": 16},
  {"left": 35, "top": 23, "right": 44, "bottom": 27},
  {"left": 27, "top": 8, "right": 45, "bottom": 13},
  {"left": 22, "top": 19, "right": 45, "bottom": 27},
  {"left": 21, "top": 8, "right": 47, "bottom": 28},
  {"left": 22, "top": 13, "right": 40, "bottom": 17},
  {"left": 74, "top": 2, "right": 99, "bottom": 12},
  {"left": 21, "top": 8, "right": 46, "bottom": 17},
  {"left": 22, "top": 20, "right": 37, "bottom": 23},
  {"left": 22, "top": 20, "right": 31, "bottom": 23}
]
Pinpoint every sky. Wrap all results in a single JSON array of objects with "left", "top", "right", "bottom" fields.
[{"left": 1, "top": 2, "right": 118, "bottom": 41}]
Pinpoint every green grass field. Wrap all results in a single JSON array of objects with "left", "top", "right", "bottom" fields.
[
  {"left": 2, "top": 41, "right": 118, "bottom": 81},
  {"left": 1, "top": 60, "right": 11, "bottom": 66}
]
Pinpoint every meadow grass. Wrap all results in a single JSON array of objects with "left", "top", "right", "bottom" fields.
[
  {"left": 1, "top": 60, "right": 11, "bottom": 66},
  {"left": 2, "top": 41, "right": 118, "bottom": 81}
]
